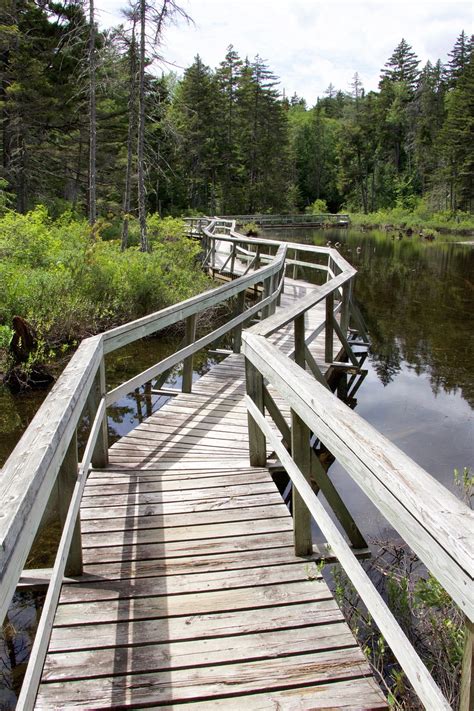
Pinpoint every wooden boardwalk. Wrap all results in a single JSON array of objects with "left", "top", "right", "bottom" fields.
[{"left": 35, "top": 278, "right": 387, "bottom": 708}]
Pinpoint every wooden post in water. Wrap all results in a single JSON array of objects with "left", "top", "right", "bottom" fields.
[
  {"left": 90, "top": 359, "right": 108, "bottom": 468},
  {"left": 58, "top": 431, "right": 82, "bottom": 576},
  {"left": 460, "top": 618, "right": 473, "bottom": 711},
  {"left": 233, "top": 291, "right": 246, "bottom": 353},
  {"left": 325, "top": 292, "right": 334, "bottom": 363},
  {"left": 245, "top": 358, "right": 266, "bottom": 466},
  {"left": 182, "top": 314, "right": 197, "bottom": 393},
  {"left": 291, "top": 409, "right": 313, "bottom": 556}
]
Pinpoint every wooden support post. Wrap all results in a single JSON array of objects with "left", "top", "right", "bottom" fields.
[
  {"left": 245, "top": 358, "right": 266, "bottom": 467},
  {"left": 460, "top": 618, "right": 474, "bottom": 711},
  {"left": 233, "top": 291, "right": 246, "bottom": 353},
  {"left": 182, "top": 313, "right": 197, "bottom": 393},
  {"left": 254, "top": 246, "right": 261, "bottom": 299},
  {"left": 310, "top": 449, "right": 367, "bottom": 550},
  {"left": 90, "top": 359, "right": 108, "bottom": 468},
  {"left": 325, "top": 292, "right": 334, "bottom": 363},
  {"left": 262, "top": 276, "right": 272, "bottom": 319},
  {"left": 294, "top": 313, "right": 305, "bottom": 368},
  {"left": 340, "top": 280, "right": 352, "bottom": 335},
  {"left": 57, "top": 431, "right": 82, "bottom": 576},
  {"left": 291, "top": 409, "right": 312, "bottom": 556},
  {"left": 230, "top": 242, "right": 236, "bottom": 277}
]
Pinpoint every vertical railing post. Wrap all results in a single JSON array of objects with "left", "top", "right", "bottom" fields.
[
  {"left": 294, "top": 313, "right": 305, "bottom": 368},
  {"left": 233, "top": 290, "right": 246, "bottom": 353},
  {"left": 325, "top": 292, "right": 334, "bottom": 363},
  {"left": 182, "top": 313, "right": 197, "bottom": 393},
  {"left": 230, "top": 241, "right": 236, "bottom": 278},
  {"left": 211, "top": 236, "right": 216, "bottom": 274},
  {"left": 262, "top": 276, "right": 272, "bottom": 319},
  {"left": 460, "top": 618, "right": 474, "bottom": 711},
  {"left": 58, "top": 431, "right": 83, "bottom": 576},
  {"left": 291, "top": 409, "right": 312, "bottom": 556},
  {"left": 340, "top": 279, "right": 352, "bottom": 335},
  {"left": 91, "top": 358, "right": 108, "bottom": 468},
  {"left": 245, "top": 358, "right": 266, "bottom": 466}
]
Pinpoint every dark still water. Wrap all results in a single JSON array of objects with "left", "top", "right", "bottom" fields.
[{"left": 274, "top": 227, "right": 474, "bottom": 538}]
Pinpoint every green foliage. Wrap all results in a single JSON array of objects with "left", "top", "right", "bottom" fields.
[
  {"left": 306, "top": 198, "right": 328, "bottom": 214},
  {"left": 333, "top": 539, "right": 466, "bottom": 708},
  {"left": 0, "top": 209, "right": 210, "bottom": 366}
]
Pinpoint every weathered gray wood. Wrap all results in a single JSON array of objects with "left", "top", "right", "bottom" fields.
[
  {"left": 310, "top": 449, "right": 367, "bottom": 550},
  {"left": 0, "top": 335, "right": 103, "bottom": 625},
  {"left": 325, "top": 291, "right": 334, "bottom": 363},
  {"left": 245, "top": 359, "right": 266, "bottom": 467},
  {"left": 16, "top": 397, "right": 107, "bottom": 711},
  {"left": 242, "top": 333, "right": 474, "bottom": 620},
  {"left": 294, "top": 313, "right": 306, "bottom": 369},
  {"left": 304, "top": 344, "right": 331, "bottom": 389},
  {"left": 90, "top": 358, "right": 108, "bottom": 468},
  {"left": 182, "top": 313, "right": 197, "bottom": 393},
  {"left": 57, "top": 432, "right": 82, "bottom": 576},
  {"left": 36, "top": 649, "right": 373, "bottom": 709},
  {"left": 233, "top": 290, "right": 246, "bottom": 353},
  {"left": 263, "top": 386, "right": 291, "bottom": 448},
  {"left": 460, "top": 618, "right": 474, "bottom": 711},
  {"left": 106, "top": 289, "right": 279, "bottom": 405},
  {"left": 332, "top": 314, "right": 359, "bottom": 366},
  {"left": 291, "top": 410, "right": 312, "bottom": 556},
  {"left": 246, "top": 394, "right": 451, "bottom": 710}
]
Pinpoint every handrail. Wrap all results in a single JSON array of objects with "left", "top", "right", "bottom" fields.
[{"left": 242, "top": 332, "right": 473, "bottom": 708}]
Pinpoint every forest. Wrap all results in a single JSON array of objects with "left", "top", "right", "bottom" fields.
[{"left": 1, "top": 0, "right": 473, "bottom": 231}]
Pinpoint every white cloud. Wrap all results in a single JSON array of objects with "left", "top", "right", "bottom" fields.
[{"left": 96, "top": 0, "right": 473, "bottom": 104}]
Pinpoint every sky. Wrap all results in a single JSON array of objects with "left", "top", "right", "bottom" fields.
[{"left": 96, "top": 0, "right": 473, "bottom": 105}]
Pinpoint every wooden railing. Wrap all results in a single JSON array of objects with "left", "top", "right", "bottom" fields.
[
  {"left": 242, "top": 308, "right": 473, "bottom": 709},
  {"left": 221, "top": 213, "right": 351, "bottom": 227}
]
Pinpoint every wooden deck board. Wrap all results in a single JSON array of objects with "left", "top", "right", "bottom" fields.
[{"left": 35, "top": 273, "right": 386, "bottom": 709}]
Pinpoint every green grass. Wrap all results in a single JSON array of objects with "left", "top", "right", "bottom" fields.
[{"left": 349, "top": 205, "right": 474, "bottom": 235}]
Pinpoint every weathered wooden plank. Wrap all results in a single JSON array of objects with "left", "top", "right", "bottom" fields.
[
  {"left": 81, "top": 516, "right": 293, "bottom": 548},
  {"left": 58, "top": 561, "right": 321, "bottom": 603},
  {"left": 42, "top": 623, "right": 355, "bottom": 682},
  {"left": 53, "top": 579, "right": 333, "bottom": 627},
  {"left": 79, "top": 545, "right": 311, "bottom": 581},
  {"left": 82, "top": 531, "right": 296, "bottom": 565},
  {"left": 82, "top": 472, "right": 269, "bottom": 498},
  {"left": 176, "top": 678, "right": 387, "bottom": 710},
  {"left": 35, "top": 648, "right": 373, "bottom": 708},
  {"left": 80, "top": 503, "right": 289, "bottom": 533},
  {"left": 81, "top": 482, "right": 277, "bottom": 508}
]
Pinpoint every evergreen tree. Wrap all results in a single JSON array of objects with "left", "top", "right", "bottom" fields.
[
  {"left": 438, "top": 54, "right": 474, "bottom": 211},
  {"left": 380, "top": 38, "right": 420, "bottom": 92},
  {"left": 446, "top": 30, "right": 473, "bottom": 87}
]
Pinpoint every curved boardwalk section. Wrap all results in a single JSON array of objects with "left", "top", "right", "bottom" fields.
[{"left": 35, "top": 277, "right": 387, "bottom": 709}]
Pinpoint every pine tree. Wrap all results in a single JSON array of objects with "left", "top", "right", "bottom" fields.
[
  {"left": 380, "top": 38, "right": 420, "bottom": 92},
  {"left": 439, "top": 54, "right": 474, "bottom": 211},
  {"left": 446, "top": 30, "right": 473, "bottom": 87}
]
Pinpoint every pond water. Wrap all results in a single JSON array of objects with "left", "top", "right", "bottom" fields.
[{"left": 0, "top": 228, "right": 473, "bottom": 706}]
